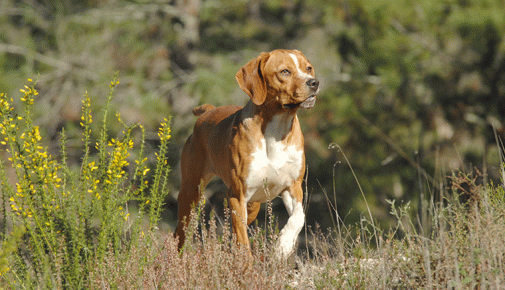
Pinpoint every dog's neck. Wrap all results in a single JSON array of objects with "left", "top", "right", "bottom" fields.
[{"left": 242, "top": 99, "right": 297, "bottom": 140}]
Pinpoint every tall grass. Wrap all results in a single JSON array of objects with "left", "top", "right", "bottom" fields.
[
  {"left": 82, "top": 167, "right": 505, "bottom": 289},
  {"left": 1, "top": 79, "right": 505, "bottom": 289}
]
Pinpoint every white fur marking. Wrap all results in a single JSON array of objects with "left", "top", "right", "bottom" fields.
[
  {"left": 289, "top": 53, "right": 312, "bottom": 79},
  {"left": 245, "top": 114, "right": 303, "bottom": 203},
  {"left": 276, "top": 191, "right": 305, "bottom": 258}
]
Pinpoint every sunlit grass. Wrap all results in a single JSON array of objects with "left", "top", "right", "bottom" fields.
[{"left": 83, "top": 168, "right": 505, "bottom": 289}]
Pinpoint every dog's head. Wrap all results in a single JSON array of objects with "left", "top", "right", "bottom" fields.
[{"left": 235, "top": 49, "right": 319, "bottom": 109}]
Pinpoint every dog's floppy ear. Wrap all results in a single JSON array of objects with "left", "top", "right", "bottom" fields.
[{"left": 235, "top": 52, "right": 270, "bottom": 105}]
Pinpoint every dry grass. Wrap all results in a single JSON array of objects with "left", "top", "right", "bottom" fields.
[{"left": 88, "top": 171, "right": 505, "bottom": 289}]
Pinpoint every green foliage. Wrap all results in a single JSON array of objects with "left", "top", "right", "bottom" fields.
[
  {"left": 0, "top": 78, "right": 171, "bottom": 288},
  {"left": 298, "top": 0, "right": 505, "bottom": 228}
]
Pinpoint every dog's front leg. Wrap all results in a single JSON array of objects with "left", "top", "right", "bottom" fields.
[
  {"left": 229, "top": 193, "right": 252, "bottom": 255},
  {"left": 276, "top": 186, "right": 305, "bottom": 259}
]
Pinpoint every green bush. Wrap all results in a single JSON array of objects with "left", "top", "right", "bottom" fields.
[{"left": 0, "top": 77, "right": 171, "bottom": 288}]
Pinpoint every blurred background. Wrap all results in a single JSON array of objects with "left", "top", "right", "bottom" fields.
[{"left": 1, "top": 0, "right": 505, "bottom": 234}]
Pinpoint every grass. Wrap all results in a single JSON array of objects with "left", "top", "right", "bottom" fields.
[
  {"left": 1, "top": 78, "right": 505, "bottom": 288},
  {"left": 86, "top": 170, "right": 505, "bottom": 289}
]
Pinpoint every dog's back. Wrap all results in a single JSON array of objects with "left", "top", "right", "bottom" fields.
[{"left": 192, "top": 104, "right": 215, "bottom": 116}]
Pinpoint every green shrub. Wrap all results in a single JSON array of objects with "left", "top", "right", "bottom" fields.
[{"left": 0, "top": 77, "right": 171, "bottom": 288}]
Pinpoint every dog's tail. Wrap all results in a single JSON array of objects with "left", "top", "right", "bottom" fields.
[{"left": 192, "top": 104, "right": 215, "bottom": 116}]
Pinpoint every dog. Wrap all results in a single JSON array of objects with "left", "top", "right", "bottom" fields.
[{"left": 175, "top": 49, "right": 319, "bottom": 258}]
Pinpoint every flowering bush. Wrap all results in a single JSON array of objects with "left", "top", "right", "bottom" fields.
[{"left": 0, "top": 77, "right": 171, "bottom": 288}]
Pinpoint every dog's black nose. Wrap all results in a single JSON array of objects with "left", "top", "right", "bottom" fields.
[{"left": 306, "top": 78, "right": 319, "bottom": 91}]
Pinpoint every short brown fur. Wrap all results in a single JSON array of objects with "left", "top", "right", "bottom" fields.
[{"left": 175, "top": 49, "right": 319, "bottom": 257}]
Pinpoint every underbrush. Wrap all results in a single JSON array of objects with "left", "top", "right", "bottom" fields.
[{"left": 1, "top": 79, "right": 504, "bottom": 289}]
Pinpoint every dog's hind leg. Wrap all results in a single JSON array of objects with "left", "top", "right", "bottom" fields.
[{"left": 174, "top": 135, "right": 212, "bottom": 250}]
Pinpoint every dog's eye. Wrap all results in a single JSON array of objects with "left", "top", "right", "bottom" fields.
[
  {"left": 281, "top": 69, "right": 291, "bottom": 75},
  {"left": 306, "top": 67, "right": 312, "bottom": 73}
]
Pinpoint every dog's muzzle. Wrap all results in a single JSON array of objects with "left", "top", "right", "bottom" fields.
[
  {"left": 302, "top": 78, "right": 319, "bottom": 109},
  {"left": 283, "top": 78, "right": 320, "bottom": 110}
]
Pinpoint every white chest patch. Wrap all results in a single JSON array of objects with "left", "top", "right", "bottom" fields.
[{"left": 245, "top": 115, "right": 303, "bottom": 203}]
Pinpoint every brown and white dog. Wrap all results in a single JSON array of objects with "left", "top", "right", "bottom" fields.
[{"left": 175, "top": 49, "right": 319, "bottom": 258}]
